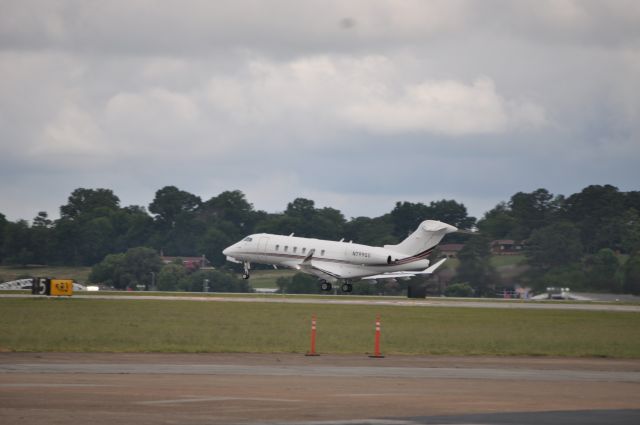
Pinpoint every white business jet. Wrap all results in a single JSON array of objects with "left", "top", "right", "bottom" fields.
[{"left": 222, "top": 220, "right": 457, "bottom": 292}]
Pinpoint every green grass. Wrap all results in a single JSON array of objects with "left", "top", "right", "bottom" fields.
[
  {"left": 490, "top": 254, "right": 526, "bottom": 267},
  {"left": 0, "top": 266, "right": 92, "bottom": 283},
  {"left": 248, "top": 269, "right": 296, "bottom": 289},
  {"left": 1, "top": 298, "right": 639, "bottom": 357}
]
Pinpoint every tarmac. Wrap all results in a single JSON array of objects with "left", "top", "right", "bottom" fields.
[
  {"left": 3, "top": 293, "right": 640, "bottom": 312},
  {"left": 1, "top": 353, "right": 639, "bottom": 424}
]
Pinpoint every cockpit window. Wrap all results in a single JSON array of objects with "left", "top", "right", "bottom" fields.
[{"left": 243, "top": 237, "right": 253, "bottom": 242}]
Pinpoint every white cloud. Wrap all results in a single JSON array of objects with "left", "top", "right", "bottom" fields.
[
  {"left": 103, "top": 87, "right": 202, "bottom": 154},
  {"left": 343, "top": 77, "right": 546, "bottom": 135},
  {"left": 32, "top": 102, "right": 108, "bottom": 159},
  {"left": 205, "top": 57, "right": 546, "bottom": 137}
]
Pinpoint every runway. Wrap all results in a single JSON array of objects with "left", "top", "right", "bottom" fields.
[
  {"left": 1, "top": 353, "right": 639, "bottom": 424},
  {"left": 3, "top": 293, "right": 640, "bottom": 312}
]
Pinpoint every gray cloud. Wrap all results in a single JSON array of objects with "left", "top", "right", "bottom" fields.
[{"left": 0, "top": 0, "right": 638, "bottom": 223}]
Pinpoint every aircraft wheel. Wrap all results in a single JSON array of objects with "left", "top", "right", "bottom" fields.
[
  {"left": 242, "top": 273, "right": 250, "bottom": 280},
  {"left": 341, "top": 283, "right": 353, "bottom": 293},
  {"left": 320, "top": 281, "right": 332, "bottom": 291}
]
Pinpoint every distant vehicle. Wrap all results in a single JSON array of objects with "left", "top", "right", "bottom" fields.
[
  {"left": 223, "top": 220, "right": 456, "bottom": 293},
  {"left": 547, "top": 287, "right": 571, "bottom": 300}
]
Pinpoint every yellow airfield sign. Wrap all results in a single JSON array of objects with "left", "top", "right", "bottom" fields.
[{"left": 50, "top": 279, "right": 73, "bottom": 296}]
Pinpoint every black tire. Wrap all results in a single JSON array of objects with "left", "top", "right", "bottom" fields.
[
  {"left": 320, "top": 281, "right": 332, "bottom": 291},
  {"left": 242, "top": 273, "right": 250, "bottom": 280},
  {"left": 341, "top": 283, "right": 352, "bottom": 293}
]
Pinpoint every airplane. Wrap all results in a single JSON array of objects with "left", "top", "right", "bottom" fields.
[{"left": 222, "top": 219, "right": 458, "bottom": 293}]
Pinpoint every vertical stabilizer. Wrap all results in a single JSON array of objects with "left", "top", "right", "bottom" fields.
[{"left": 384, "top": 220, "right": 457, "bottom": 256}]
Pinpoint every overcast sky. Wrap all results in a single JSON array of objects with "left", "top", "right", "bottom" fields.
[{"left": 1, "top": 0, "right": 639, "bottom": 223}]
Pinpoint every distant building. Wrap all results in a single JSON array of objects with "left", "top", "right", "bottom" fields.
[
  {"left": 160, "top": 254, "right": 212, "bottom": 271},
  {"left": 439, "top": 244, "right": 465, "bottom": 258},
  {"left": 490, "top": 240, "right": 523, "bottom": 255}
]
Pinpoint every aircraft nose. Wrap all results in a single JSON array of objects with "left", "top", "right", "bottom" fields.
[{"left": 222, "top": 246, "right": 231, "bottom": 256}]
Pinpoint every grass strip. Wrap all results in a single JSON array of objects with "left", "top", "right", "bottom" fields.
[{"left": 1, "top": 298, "right": 639, "bottom": 357}]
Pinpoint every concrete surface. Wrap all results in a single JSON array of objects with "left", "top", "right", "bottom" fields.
[
  {"left": 2, "top": 293, "right": 640, "bottom": 312},
  {"left": 1, "top": 353, "right": 639, "bottom": 424}
]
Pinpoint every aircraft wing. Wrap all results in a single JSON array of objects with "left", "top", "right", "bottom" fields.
[
  {"left": 362, "top": 258, "right": 447, "bottom": 280},
  {"left": 297, "top": 249, "right": 343, "bottom": 282}
]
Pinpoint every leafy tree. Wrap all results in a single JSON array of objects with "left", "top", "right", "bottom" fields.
[
  {"left": 390, "top": 201, "right": 432, "bottom": 238},
  {"left": 286, "top": 198, "right": 316, "bottom": 220},
  {"left": 455, "top": 235, "right": 497, "bottom": 296},
  {"left": 54, "top": 188, "right": 126, "bottom": 265},
  {"left": 343, "top": 216, "right": 395, "bottom": 246},
  {"left": 89, "top": 253, "right": 125, "bottom": 287},
  {"left": 563, "top": 185, "right": 626, "bottom": 253},
  {"left": 390, "top": 200, "right": 474, "bottom": 241},
  {"left": 428, "top": 199, "right": 476, "bottom": 229},
  {"left": 477, "top": 202, "right": 518, "bottom": 239},
  {"left": 121, "top": 247, "right": 163, "bottom": 290},
  {"left": 534, "top": 263, "right": 586, "bottom": 292},
  {"left": 620, "top": 209, "right": 640, "bottom": 253},
  {"left": 89, "top": 247, "right": 161, "bottom": 290},
  {"left": 276, "top": 273, "right": 321, "bottom": 294},
  {"left": 32, "top": 211, "right": 52, "bottom": 228},
  {"left": 445, "top": 282, "right": 474, "bottom": 297},
  {"left": 78, "top": 216, "right": 115, "bottom": 265},
  {"left": 623, "top": 251, "right": 640, "bottom": 295},
  {"left": 199, "top": 190, "right": 262, "bottom": 238},
  {"left": 584, "top": 248, "right": 621, "bottom": 292},
  {"left": 60, "top": 188, "right": 120, "bottom": 220},
  {"left": 508, "top": 188, "right": 560, "bottom": 240},
  {"left": 0, "top": 212, "right": 7, "bottom": 262},
  {"left": 156, "top": 263, "right": 188, "bottom": 291},
  {"left": 110, "top": 206, "right": 154, "bottom": 252},
  {"left": 182, "top": 269, "right": 250, "bottom": 293},
  {"left": 1, "top": 220, "right": 34, "bottom": 265},
  {"left": 202, "top": 190, "right": 253, "bottom": 224},
  {"left": 147, "top": 187, "right": 206, "bottom": 257},
  {"left": 30, "top": 211, "right": 53, "bottom": 264},
  {"left": 255, "top": 198, "right": 346, "bottom": 240},
  {"left": 199, "top": 226, "right": 234, "bottom": 266},
  {"left": 526, "top": 222, "right": 583, "bottom": 271},
  {"left": 149, "top": 186, "right": 201, "bottom": 228}
]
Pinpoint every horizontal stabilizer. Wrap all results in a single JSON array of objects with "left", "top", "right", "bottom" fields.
[{"left": 362, "top": 258, "right": 447, "bottom": 280}]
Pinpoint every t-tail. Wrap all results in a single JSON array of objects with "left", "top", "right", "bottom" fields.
[{"left": 384, "top": 220, "right": 458, "bottom": 257}]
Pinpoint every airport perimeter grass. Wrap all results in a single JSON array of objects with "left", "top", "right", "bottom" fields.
[{"left": 2, "top": 298, "right": 640, "bottom": 358}]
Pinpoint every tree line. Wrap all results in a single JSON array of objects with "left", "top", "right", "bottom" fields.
[{"left": 1, "top": 184, "right": 639, "bottom": 294}]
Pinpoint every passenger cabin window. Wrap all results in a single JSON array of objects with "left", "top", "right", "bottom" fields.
[
  {"left": 284, "top": 246, "right": 288, "bottom": 252},
  {"left": 293, "top": 247, "right": 297, "bottom": 253},
  {"left": 321, "top": 249, "right": 325, "bottom": 256},
  {"left": 302, "top": 248, "right": 306, "bottom": 254},
  {"left": 243, "top": 237, "right": 253, "bottom": 242},
  {"left": 275, "top": 245, "right": 280, "bottom": 251}
]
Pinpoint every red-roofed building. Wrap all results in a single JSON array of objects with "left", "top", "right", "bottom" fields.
[
  {"left": 161, "top": 254, "right": 212, "bottom": 271},
  {"left": 439, "top": 243, "right": 465, "bottom": 258}
]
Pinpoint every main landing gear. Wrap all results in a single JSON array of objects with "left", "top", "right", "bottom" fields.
[
  {"left": 242, "top": 261, "right": 251, "bottom": 280},
  {"left": 319, "top": 280, "right": 332, "bottom": 291},
  {"left": 319, "top": 279, "right": 353, "bottom": 293}
]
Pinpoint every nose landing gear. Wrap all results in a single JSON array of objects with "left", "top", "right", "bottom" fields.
[{"left": 242, "top": 261, "right": 251, "bottom": 280}]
